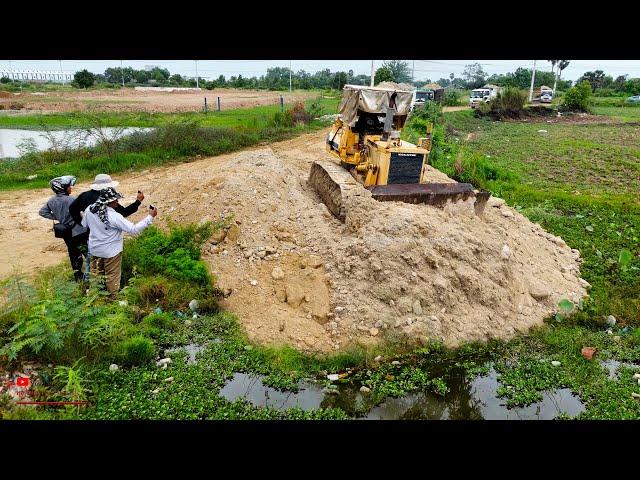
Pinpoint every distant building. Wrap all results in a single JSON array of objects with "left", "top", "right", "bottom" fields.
[{"left": 0, "top": 68, "right": 72, "bottom": 83}]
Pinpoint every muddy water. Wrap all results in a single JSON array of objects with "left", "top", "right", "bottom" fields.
[
  {"left": 0, "top": 127, "right": 151, "bottom": 158},
  {"left": 219, "top": 366, "right": 586, "bottom": 420}
]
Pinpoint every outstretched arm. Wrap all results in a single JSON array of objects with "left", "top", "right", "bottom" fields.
[
  {"left": 115, "top": 190, "right": 144, "bottom": 218},
  {"left": 115, "top": 199, "right": 141, "bottom": 218},
  {"left": 111, "top": 212, "right": 153, "bottom": 236}
]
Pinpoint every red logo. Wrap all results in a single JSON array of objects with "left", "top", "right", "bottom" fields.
[{"left": 16, "top": 377, "right": 30, "bottom": 388}]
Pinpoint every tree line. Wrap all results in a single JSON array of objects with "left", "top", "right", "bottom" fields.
[
  {"left": 18, "top": 60, "right": 638, "bottom": 96},
  {"left": 71, "top": 66, "right": 371, "bottom": 90}
]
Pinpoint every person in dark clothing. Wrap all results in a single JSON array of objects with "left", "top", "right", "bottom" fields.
[
  {"left": 69, "top": 173, "right": 144, "bottom": 225},
  {"left": 69, "top": 174, "right": 145, "bottom": 281},
  {"left": 39, "top": 175, "right": 88, "bottom": 281}
]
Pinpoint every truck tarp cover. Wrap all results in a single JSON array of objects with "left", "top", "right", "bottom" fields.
[{"left": 339, "top": 82, "right": 415, "bottom": 127}]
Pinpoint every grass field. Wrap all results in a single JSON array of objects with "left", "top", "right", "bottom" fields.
[{"left": 0, "top": 96, "right": 340, "bottom": 130}]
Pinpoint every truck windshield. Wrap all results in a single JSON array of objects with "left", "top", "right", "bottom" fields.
[
  {"left": 471, "top": 91, "right": 488, "bottom": 98},
  {"left": 416, "top": 92, "right": 431, "bottom": 101}
]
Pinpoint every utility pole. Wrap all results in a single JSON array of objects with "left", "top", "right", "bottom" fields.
[
  {"left": 195, "top": 60, "right": 199, "bottom": 88},
  {"left": 370, "top": 60, "right": 375, "bottom": 87},
  {"left": 528, "top": 59, "right": 537, "bottom": 103},
  {"left": 289, "top": 60, "right": 292, "bottom": 93},
  {"left": 59, "top": 60, "right": 65, "bottom": 85},
  {"left": 120, "top": 60, "right": 125, "bottom": 87},
  {"left": 412, "top": 60, "right": 415, "bottom": 83}
]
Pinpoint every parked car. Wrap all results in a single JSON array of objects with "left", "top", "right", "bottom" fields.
[
  {"left": 626, "top": 95, "right": 640, "bottom": 104},
  {"left": 540, "top": 92, "right": 553, "bottom": 103}
]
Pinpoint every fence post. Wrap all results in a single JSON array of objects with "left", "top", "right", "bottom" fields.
[
  {"left": 280, "top": 95, "right": 284, "bottom": 112},
  {"left": 217, "top": 96, "right": 221, "bottom": 111},
  {"left": 204, "top": 97, "right": 208, "bottom": 113}
]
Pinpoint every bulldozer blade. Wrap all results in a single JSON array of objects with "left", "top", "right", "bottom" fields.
[{"left": 369, "top": 183, "right": 490, "bottom": 216}]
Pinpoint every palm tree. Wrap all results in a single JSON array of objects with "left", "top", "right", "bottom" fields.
[
  {"left": 548, "top": 60, "right": 557, "bottom": 76},
  {"left": 553, "top": 60, "right": 570, "bottom": 93}
]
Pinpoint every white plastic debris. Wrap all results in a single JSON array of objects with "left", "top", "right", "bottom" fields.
[
  {"left": 551, "top": 360, "right": 561, "bottom": 367},
  {"left": 109, "top": 364, "right": 119, "bottom": 372},
  {"left": 156, "top": 358, "right": 172, "bottom": 367},
  {"left": 327, "top": 374, "right": 340, "bottom": 381},
  {"left": 188, "top": 299, "right": 199, "bottom": 312}
]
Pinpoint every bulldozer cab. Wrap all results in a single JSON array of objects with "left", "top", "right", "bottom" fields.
[
  {"left": 334, "top": 83, "right": 414, "bottom": 153},
  {"left": 339, "top": 83, "right": 414, "bottom": 134}
]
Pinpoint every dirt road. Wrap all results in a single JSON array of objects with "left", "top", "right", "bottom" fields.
[{"left": 1, "top": 88, "right": 319, "bottom": 113}]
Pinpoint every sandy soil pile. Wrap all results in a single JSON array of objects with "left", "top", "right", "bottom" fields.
[{"left": 0, "top": 132, "right": 589, "bottom": 353}]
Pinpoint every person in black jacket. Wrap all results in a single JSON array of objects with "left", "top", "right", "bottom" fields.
[
  {"left": 69, "top": 174, "right": 144, "bottom": 225},
  {"left": 69, "top": 174, "right": 145, "bottom": 280}
]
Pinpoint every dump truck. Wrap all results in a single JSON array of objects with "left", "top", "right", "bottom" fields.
[{"left": 309, "top": 83, "right": 490, "bottom": 222}]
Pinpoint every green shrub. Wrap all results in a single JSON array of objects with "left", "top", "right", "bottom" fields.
[
  {"left": 442, "top": 89, "right": 462, "bottom": 106},
  {"left": 593, "top": 88, "right": 621, "bottom": 97},
  {"left": 491, "top": 87, "right": 527, "bottom": 112},
  {"left": 411, "top": 101, "right": 443, "bottom": 125},
  {"left": 124, "top": 275, "right": 209, "bottom": 311},
  {"left": 142, "top": 312, "right": 176, "bottom": 331},
  {"left": 73, "top": 70, "right": 95, "bottom": 89},
  {"left": 0, "top": 269, "right": 135, "bottom": 363},
  {"left": 122, "top": 223, "right": 216, "bottom": 286},
  {"left": 561, "top": 81, "right": 592, "bottom": 112},
  {"left": 405, "top": 102, "right": 445, "bottom": 165},
  {"left": 119, "top": 336, "right": 155, "bottom": 366},
  {"left": 430, "top": 147, "right": 513, "bottom": 190},
  {"left": 472, "top": 87, "right": 527, "bottom": 119}
]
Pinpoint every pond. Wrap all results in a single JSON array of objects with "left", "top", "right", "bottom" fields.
[
  {"left": 219, "top": 367, "right": 586, "bottom": 420},
  {"left": 0, "top": 127, "right": 152, "bottom": 159}
]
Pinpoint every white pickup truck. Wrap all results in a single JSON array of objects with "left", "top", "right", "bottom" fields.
[{"left": 468, "top": 86, "right": 501, "bottom": 108}]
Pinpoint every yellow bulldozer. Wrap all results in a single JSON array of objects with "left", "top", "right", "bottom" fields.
[{"left": 309, "top": 83, "right": 490, "bottom": 221}]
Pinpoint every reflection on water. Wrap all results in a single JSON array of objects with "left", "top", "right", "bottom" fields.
[
  {"left": 164, "top": 343, "right": 211, "bottom": 365},
  {"left": 219, "top": 372, "right": 325, "bottom": 411},
  {"left": 218, "top": 366, "right": 586, "bottom": 420},
  {"left": 0, "top": 127, "right": 152, "bottom": 159}
]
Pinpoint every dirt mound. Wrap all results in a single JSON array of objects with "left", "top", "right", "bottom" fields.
[
  {"left": 0, "top": 91, "right": 14, "bottom": 99},
  {"left": 0, "top": 132, "right": 588, "bottom": 354},
  {"left": 144, "top": 133, "right": 587, "bottom": 353}
]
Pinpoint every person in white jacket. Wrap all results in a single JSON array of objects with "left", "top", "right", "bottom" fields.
[{"left": 81, "top": 187, "right": 157, "bottom": 298}]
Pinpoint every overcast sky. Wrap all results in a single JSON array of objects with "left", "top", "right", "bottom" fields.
[{"left": 1, "top": 60, "right": 639, "bottom": 82}]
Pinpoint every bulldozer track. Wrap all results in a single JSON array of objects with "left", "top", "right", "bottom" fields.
[{"left": 308, "top": 160, "right": 365, "bottom": 222}]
